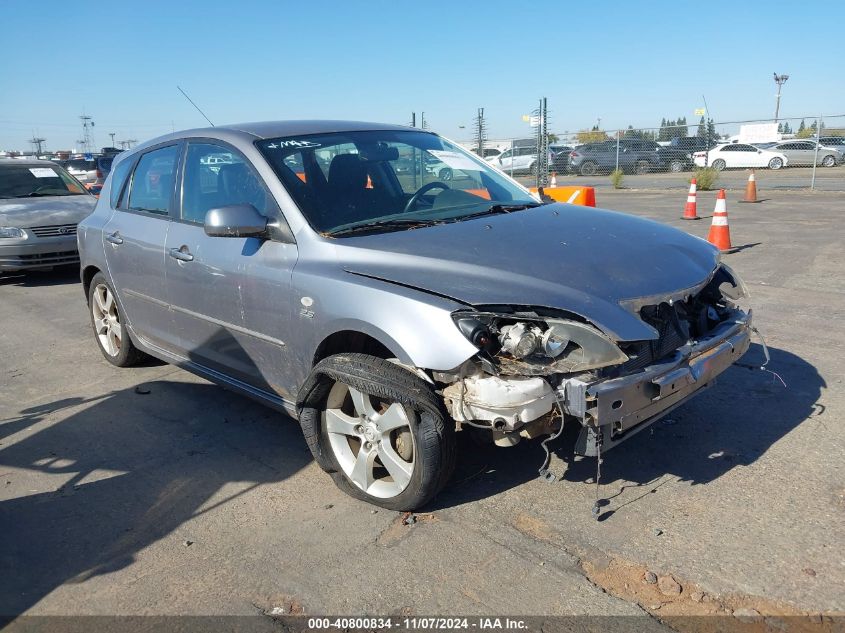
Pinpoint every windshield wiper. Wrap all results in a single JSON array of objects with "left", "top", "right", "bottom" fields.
[
  {"left": 327, "top": 218, "right": 445, "bottom": 237},
  {"left": 13, "top": 192, "right": 54, "bottom": 198},
  {"left": 449, "top": 202, "right": 539, "bottom": 222}
]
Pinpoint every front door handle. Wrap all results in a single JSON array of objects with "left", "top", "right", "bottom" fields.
[
  {"left": 106, "top": 231, "right": 123, "bottom": 245},
  {"left": 169, "top": 246, "right": 194, "bottom": 262}
]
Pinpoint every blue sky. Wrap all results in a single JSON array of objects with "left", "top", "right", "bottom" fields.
[{"left": 1, "top": 0, "right": 843, "bottom": 151}]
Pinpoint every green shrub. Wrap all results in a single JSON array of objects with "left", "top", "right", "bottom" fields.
[
  {"left": 693, "top": 167, "right": 719, "bottom": 191},
  {"left": 610, "top": 169, "right": 624, "bottom": 189}
]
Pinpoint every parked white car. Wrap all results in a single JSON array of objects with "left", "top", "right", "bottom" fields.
[
  {"left": 487, "top": 146, "right": 552, "bottom": 175},
  {"left": 693, "top": 144, "right": 788, "bottom": 170}
]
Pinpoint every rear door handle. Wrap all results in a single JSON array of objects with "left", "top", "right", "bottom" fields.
[
  {"left": 169, "top": 246, "right": 194, "bottom": 262},
  {"left": 106, "top": 231, "right": 123, "bottom": 245}
]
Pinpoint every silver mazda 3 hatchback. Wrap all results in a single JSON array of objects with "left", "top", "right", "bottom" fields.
[{"left": 78, "top": 121, "right": 752, "bottom": 510}]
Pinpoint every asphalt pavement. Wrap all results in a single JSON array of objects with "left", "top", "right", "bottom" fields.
[{"left": 1, "top": 188, "right": 843, "bottom": 623}]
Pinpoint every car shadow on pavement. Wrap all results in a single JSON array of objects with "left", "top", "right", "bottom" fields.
[
  {"left": 0, "top": 266, "right": 80, "bottom": 287},
  {"left": 432, "top": 344, "right": 823, "bottom": 516},
  {"left": 0, "top": 380, "right": 312, "bottom": 616}
]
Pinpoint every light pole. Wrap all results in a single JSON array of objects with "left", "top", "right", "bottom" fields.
[{"left": 773, "top": 73, "right": 789, "bottom": 122}]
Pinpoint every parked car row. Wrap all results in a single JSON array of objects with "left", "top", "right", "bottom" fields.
[{"left": 693, "top": 140, "right": 843, "bottom": 170}]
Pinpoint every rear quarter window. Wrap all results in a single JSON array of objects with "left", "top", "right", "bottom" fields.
[{"left": 109, "top": 157, "right": 135, "bottom": 207}]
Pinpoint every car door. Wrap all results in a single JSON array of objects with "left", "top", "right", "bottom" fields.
[
  {"left": 164, "top": 140, "right": 299, "bottom": 399},
  {"left": 102, "top": 143, "right": 181, "bottom": 352},
  {"left": 497, "top": 148, "right": 514, "bottom": 172},
  {"left": 791, "top": 141, "right": 816, "bottom": 165}
]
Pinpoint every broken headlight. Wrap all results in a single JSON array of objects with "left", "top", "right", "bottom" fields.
[
  {"left": 717, "top": 263, "right": 749, "bottom": 301},
  {"left": 452, "top": 313, "right": 629, "bottom": 371}
]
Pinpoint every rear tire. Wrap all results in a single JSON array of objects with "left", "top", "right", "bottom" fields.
[
  {"left": 297, "top": 354, "right": 456, "bottom": 511},
  {"left": 669, "top": 159, "right": 684, "bottom": 173},
  {"left": 440, "top": 167, "right": 453, "bottom": 181},
  {"left": 635, "top": 160, "right": 651, "bottom": 175},
  {"left": 768, "top": 157, "right": 783, "bottom": 170},
  {"left": 712, "top": 159, "right": 726, "bottom": 171},
  {"left": 88, "top": 273, "right": 145, "bottom": 367},
  {"left": 579, "top": 161, "right": 597, "bottom": 176}
]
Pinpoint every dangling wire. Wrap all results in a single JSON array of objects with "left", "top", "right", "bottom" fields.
[{"left": 538, "top": 382, "right": 566, "bottom": 481}]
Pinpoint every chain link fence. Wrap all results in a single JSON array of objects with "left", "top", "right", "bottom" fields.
[{"left": 462, "top": 114, "right": 845, "bottom": 192}]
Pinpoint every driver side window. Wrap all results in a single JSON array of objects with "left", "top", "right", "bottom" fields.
[{"left": 181, "top": 142, "right": 271, "bottom": 224}]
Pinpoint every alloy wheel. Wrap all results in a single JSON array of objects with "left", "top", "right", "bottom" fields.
[
  {"left": 324, "top": 382, "right": 416, "bottom": 499},
  {"left": 91, "top": 283, "right": 122, "bottom": 357}
]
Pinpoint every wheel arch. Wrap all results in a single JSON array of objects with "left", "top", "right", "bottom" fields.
[
  {"left": 81, "top": 265, "right": 102, "bottom": 302},
  {"left": 313, "top": 328, "right": 399, "bottom": 367}
]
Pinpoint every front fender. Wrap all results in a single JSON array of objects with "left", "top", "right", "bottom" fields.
[{"left": 290, "top": 268, "right": 479, "bottom": 385}]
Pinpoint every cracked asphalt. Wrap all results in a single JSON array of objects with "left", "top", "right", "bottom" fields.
[{"left": 1, "top": 187, "right": 843, "bottom": 621}]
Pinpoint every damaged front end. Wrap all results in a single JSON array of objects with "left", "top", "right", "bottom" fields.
[{"left": 437, "top": 263, "right": 752, "bottom": 457}]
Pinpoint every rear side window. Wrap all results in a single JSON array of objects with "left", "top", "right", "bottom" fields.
[
  {"left": 109, "top": 158, "right": 134, "bottom": 207},
  {"left": 127, "top": 145, "right": 179, "bottom": 215}
]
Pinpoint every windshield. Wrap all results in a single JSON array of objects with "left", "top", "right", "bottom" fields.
[
  {"left": 0, "top": 163, "right": 88, "bottom": 199},
  {"left": 256, "top": 130, "right": 537, "bottom": 235}
]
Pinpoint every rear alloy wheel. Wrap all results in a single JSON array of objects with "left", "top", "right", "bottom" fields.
[
  {"left": 635, "top": 160, "right": 651, "bottom": 175},
  {"left": 712, "top": 159, "right": 727, "bottom": 171},
  {"left": 669, "top": 159, "right": 684, "bottom": 173},
  {"left": 579, "top": 161, "right": 597, "bottom": 176},
  {"left": 768, "top": 157, "right": 783, "bottom": 170},
  {"left": 440, "top": 167, "right": 453, "bottom": 181},
  {"left": 821, "top": 155, "right": 836, "bottom": 168},
  {"left": 298, "top": 354, "right": 455, "bottom": 511},
  {"left": 88, "top": 272, "right": 145, "bottom": 367}
]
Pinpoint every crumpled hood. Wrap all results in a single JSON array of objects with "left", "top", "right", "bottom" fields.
[
  {"left": 335, "top": 203, "right": 720, "bottom": 341},
  {"left": 0, "top": 195, "right": 97, "bottom": 228}
]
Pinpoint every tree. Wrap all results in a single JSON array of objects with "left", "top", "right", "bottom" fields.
[
  {"left": 777, "top": 123, "right": 783, "bottom": 133},
  {"left": 547, "top": 133, "right": 559, "bottom": 144},
  {"left": 697, "top": 116, "right": 706, "bottom": 138},
  {"left": 706, "top": 118, "right": 718, "bottom": 140},
  {"left": 576, "top": 129, "right": 610, "bottom": 144},
  {"left": 798, "top": 119, "right": 806, "bottom": 133}
]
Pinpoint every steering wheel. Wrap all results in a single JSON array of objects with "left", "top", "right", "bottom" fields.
[{"left": 403, "top": 181, "right": 450, "bottom": 214}]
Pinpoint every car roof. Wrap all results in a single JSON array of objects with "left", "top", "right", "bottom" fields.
[
  {"left": 0, "top": 158, "right": 61, "bottom": 167},
  {"left": 129, "top": 120, "right": 429, "bottom": 156}
]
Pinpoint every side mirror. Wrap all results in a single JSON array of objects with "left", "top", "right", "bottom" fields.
[{"left": 204, "top": 204, "right": 267, "bottom": 238}]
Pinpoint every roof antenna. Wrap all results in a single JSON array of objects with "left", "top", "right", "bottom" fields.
[{"left": 177, "top": 85, "right": 214, "bottom": 127}]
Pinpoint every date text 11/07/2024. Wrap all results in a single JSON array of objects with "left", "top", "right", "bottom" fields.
[{"left": 306, "top": 617, "right": 529, "bottom": 630}]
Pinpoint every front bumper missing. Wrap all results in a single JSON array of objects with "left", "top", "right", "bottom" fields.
[{"left": 564, "top": 314, "right": 752, "bottom": 456}]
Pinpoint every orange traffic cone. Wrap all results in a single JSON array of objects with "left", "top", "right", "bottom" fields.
[
  {"left": 550, "top": 172, "right": 558, "bottom": 187},
  {"left": 707, "top": 189, "right": 735, "bottom": 253},
  {"left": 739, "top": 170, "right": 760, "bottom": 203},
  {"left": 681, "top": 178, "right": 699, "bottom": 220},
  {"left": 365, "top": 174, "right": 373, "bottom": 189}
]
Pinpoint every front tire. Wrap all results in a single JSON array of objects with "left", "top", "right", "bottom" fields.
[
  {"left": 88, "top": 273, "right": 145, "bottom": 367},
  {"left": 440, "top": 167, "right": 453, "bottom": 181},
  {"left": 768, "top": 157, "right": 783, "bottom": 170},
  {"left": 712, "top": 159, "right": 726, "bottom": 171},
  {"left": 635, "top": 160, "right": 651, "bottom": 175},
  {"left": 669, "top": 159, "right": 684, "bottom": 173},
  {"left": 298, "top": 354, "right": 456, "bottom": 511},
  {"left": 821, "top": 155, "right": 836, "bottom": 167}
]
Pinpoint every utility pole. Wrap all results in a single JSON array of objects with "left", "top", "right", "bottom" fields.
[
  {"left": 29, "top": 136, "right": 46, "bottom": 156},
  {"left": 410, "top": 112, "right": 416, "bottom": 127},
  {"left": 474, "top": 108, "right": 487, "bottom": 157},
  {"left": 536, "top": 97, "right": 549, "bottom": 188},
  {"left": 109, "top": 132, "right": 116, "bottom": 147},
  {"left": 420, "top": 112, "right": 427, "bottom": 130},
  {"left": 79, "top": 113, "right": 95, "bottom": 154},
  {"left": 773, "top": 73, "right": 789, "bottom": 122}
]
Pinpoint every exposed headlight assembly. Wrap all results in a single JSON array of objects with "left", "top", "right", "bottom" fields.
[
  {"left": 0, "top": 227, "right": 26, "bottom": 239},
  {"left": 453, "top": 313, "right": 628, "bottom": 374},
  {"left": 717, "top": 263, "right": 749, "bottom": 301}
]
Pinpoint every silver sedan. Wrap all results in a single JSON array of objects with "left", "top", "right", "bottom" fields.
[
  {"left": 768, "top": 140, "right": 843, "bottom": 167},
  {"left": 0, "top": 160, "right": 96, "bottom": 271},
  {"left": 77, "top": 121, "right": 751, "bottom": 510}
]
